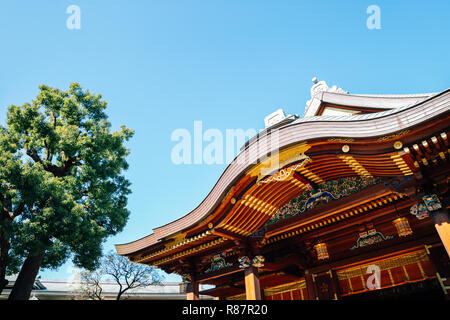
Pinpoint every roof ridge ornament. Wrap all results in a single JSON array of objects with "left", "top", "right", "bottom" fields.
[{"left": 304, "top": 77, "right": 349, "bottom": 117}]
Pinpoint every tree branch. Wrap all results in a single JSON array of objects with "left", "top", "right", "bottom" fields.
[
  {"left": 51, "top": 110, "right": 56, "bottom": 129},
  {"left": 26, "top": 149, "right": 43, "bottom": 165},
  {"left": 43, "top": 139, "right": 52, "bottom": 162},
  {"left": 26, "top": 148, "right": 81, "bottom": 177},
  {"left": 10, "top": 202, "right": 25, "bottom": 219}
]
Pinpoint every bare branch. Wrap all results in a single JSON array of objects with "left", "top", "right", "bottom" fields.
[{"left": 101, "top": 251, "right": 163, "bottom": 300}]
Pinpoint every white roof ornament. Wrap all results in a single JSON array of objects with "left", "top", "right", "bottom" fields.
[
  {"left": 264, "top": 109, "right": 286, "bottom": 128},
  {"left": 304, "top": 77, "right": 348, "bottom": 117}
]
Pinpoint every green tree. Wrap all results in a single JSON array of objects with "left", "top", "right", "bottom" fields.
[{"left": 0, "top": 83, "right": 134, "bottom": 299}]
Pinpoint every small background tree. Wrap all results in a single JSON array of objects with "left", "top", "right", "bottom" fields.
[
  {"left": 78, "top": 269, "right": 104, "bottom": 300},
  {"left": 77, "top": 251, "right": 163, "bottom": 300}
]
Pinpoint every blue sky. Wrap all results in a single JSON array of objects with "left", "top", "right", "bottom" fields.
[{"left": 0, "top": 1, "right": 448, "bottom": 282}]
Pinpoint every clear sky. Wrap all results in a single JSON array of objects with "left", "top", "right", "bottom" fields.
[{"left": 0, "top": 1, "right": 449, "bottom": 282}]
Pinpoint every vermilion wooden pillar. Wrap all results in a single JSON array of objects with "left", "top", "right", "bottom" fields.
[
  {"left": 429, "top": 209, "right": 450, "bottom": 258},
  {"left": 244, "top": 266, "right": 261, "bottom": 300},
  {"left": 304, "top": 273, "right": 316, "bottom": 300},
  {"left": 426, "top": 245, "right": 450, "bottom": 299},
  {"left": 186, "top": 281, "right": 199, "bottom": 300}
]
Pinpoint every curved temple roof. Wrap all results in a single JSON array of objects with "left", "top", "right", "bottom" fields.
[
  {"left": 116, "top": 88, "right": 450, "bottom": 256},
  {"left": 308, "top": 91, "right": 436, "bottom": 113}
]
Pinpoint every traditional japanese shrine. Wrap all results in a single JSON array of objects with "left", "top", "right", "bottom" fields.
[{"left": 116, "top": 79, "right": 450, "bottom": 300}]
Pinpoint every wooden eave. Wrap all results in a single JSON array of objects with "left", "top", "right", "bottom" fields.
[
  {"left": 131, "top": 231, "right": 221, "bottom": 264},
  {"left": 115, "top": 88, "right": 449, "bottom": 258},
  {"left": 263, "top": 182, "right": 412, "bottom": 241},
  {"left": 140, "top": 185, "right": 407, "bottom": 268}
]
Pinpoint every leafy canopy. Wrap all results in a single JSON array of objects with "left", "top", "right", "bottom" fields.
[{"left": 1, "top": 83, "right": 134, "bottom": 273}]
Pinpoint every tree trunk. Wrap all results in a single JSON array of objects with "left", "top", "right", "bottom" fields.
[
  {"left": 117, "top": 286, "right": 132, "bottom": 300},
  {"left": 8, "top": 248, "right": 45, "bottom": 300},
  {"left": 0, "top": 235, "right": 10, "bottom": 295}
]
